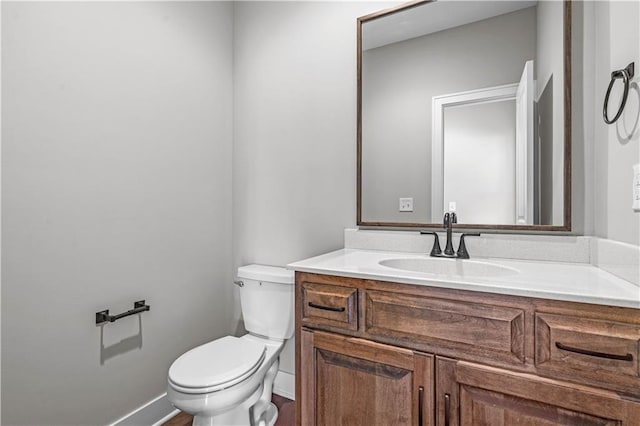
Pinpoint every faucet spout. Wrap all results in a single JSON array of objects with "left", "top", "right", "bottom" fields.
[{"left": 443, "top": 212, "right": 456, "bottom": 256}]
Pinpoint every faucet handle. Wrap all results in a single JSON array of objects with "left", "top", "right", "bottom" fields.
[
  {"left": 420, "top": 231, "right": 442, "bottom": 256},
  {"left": 456, "top": 233, "right": 481, "bottom": 259},
  {"left": 451, "top": 212, "right": 457, "bottom": 224}
]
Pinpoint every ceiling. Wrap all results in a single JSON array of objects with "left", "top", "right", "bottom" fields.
[{"left": 362, "top": 0, "right": 538, "bottom": 51}]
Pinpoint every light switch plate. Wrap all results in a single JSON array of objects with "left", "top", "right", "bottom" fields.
[{"left": 633, "top": 164, "right": 640, "bottom": 212}]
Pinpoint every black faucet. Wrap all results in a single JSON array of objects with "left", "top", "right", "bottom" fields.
[
  {"left": 443, "top": 212, "right": 457, "bottom": 256},
  {"left": 420, "top": 213, "right": 481, "bottom": 259},
  {"left": 456, "top": 233, "right": 481, "bottom": 259}
]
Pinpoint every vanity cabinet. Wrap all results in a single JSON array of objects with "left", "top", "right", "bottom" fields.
[
  {"left": 437, "top": 358, "right": 640, "bottom": 425},
  {"left": 295, "top": 272, "right": 640, "bottom": 426},
  {"left": 364, "top": 289, "right": 526, "bottom": 366},
  {"left": 300, "top": 330, "right": 434, "bottom": 426}
]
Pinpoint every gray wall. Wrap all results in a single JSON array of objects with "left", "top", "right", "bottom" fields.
[
  {"left": 1, "top": 2, "right": 234, "bottom": 425},
  {"left": 585, "top": 1, "right": 640, "bottom": 245},
  {"left": 232, "top": 0, "right": 394, "bottom": 377},
  {"left": 1, "top": 1, "right": 638, "bottom": 424},
  {"left": 230, "top": 0, "right": 640, "bottom": 378},
  {"left": 361, "top": 7, "right": 536, "bottom": 223},
  {"left": 536, "top": 1, "right": 565, "bottom": 225}
]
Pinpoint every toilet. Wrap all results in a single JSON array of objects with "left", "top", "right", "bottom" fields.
[{"left": 167, "top": 264, "right": 294, "bottom": 426}]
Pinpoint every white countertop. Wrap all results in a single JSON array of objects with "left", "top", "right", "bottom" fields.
[{"left": 288, "top": 249, "right": 640, "bottom": 309}]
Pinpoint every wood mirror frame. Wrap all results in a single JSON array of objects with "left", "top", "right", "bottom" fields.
[{"left": 356, "top": 0, "right": 572, "bottom": 231}]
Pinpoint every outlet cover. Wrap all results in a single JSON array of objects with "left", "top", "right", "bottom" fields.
[{"left": 399, "top": 198, "right": 413, "bottom": 212}]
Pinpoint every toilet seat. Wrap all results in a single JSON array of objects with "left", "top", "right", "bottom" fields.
[{"left": 168, "top": 336, "right": 266, "bottom": 394}]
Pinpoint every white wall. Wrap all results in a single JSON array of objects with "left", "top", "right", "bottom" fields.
[
  {"left": 232, "top": 0, "right": 395, "bottom": 378},
  {"left": 1, "top": 2, "right": 234, "bottom": 424},
  {"left": 588, "top": 1, "right": 640, "bottom": 245},
  {"left": 360, "top": 7, "right": 536, "bottom": 223}
]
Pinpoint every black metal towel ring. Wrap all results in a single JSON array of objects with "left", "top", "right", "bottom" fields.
[{"left": 603, "top": 62, "right": 635, "bottom": 124}]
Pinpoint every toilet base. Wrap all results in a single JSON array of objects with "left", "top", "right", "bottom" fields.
[
  {"left": 168, "top": 335, "right": 285, "bottom": 426},
  {"left": 190, "top": 385, "right": 261, "bottom": 426},
  {"left": 189, "top": 400, "right": 278, "bottom": 426},
  {"left": 261, "top": 402, "right": 278, "bottom": 426}
]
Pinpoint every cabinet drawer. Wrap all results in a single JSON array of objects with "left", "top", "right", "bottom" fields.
[
  {"left": 301, "top": 282, "right": 357, "bottom": 330},
  {"left": 535, "top": 312, "right": 640, "bottom": 394},
  {"left": 450, "top": 360, "right": 640, "bottom": 425},
  {"left": 365, "top": 290, "right": 526, "bottom": 364}
]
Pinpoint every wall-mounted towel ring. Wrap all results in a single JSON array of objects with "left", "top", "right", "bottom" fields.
[{"left": 603, "top": 62, "right": 635, "bottom": 124}]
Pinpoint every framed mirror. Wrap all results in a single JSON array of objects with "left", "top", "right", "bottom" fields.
[{"left": 357, "top": 0, "right": 571, "bottom": 231}]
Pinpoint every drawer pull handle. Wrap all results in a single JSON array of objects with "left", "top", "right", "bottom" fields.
[
  {"left": 418, "top": 386, "right": 424, "bottom": 426},
  {"left": 444, "top": 393, "right": 451, "bottom": 426},
  {"left": 308, "top": 302, "right": 345, "bottom": 312},
  {"left": 555, "top": 342, "right": 634, "bottom": 362}
]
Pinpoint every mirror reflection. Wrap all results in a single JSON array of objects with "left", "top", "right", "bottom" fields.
[{"left": 359, "top": 0, "right": 569, "bottom": 229}]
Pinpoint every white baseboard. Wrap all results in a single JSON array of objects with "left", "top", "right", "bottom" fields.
[
  {"left": 110, "top": 392, "right": 178, "bottom": 426},
  {"left": 152, "top": 409, "right": 181, "bottom": 426},
  {"left": 273, "top": 370, "right": 295, "bottom": 400}
]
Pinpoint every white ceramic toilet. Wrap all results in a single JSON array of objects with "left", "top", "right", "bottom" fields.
[{"left": 167, "top": 264, "right": 294, "bottom": 426}]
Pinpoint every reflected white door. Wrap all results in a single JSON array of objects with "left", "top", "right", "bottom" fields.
[
  {"left": 432, "top": 83, "right": 519, "bottom": 224},
  {"left": 515, "top": 60, "right": 534, "bottom": 224}
]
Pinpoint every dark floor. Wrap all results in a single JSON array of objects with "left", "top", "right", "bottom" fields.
[{"left": 163, "top": 394, "right": 294, "bottom": 426}]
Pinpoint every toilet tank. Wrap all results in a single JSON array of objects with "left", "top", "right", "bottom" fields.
[{"left": 237, "top": 264, "right": 295, "bottom": 340}]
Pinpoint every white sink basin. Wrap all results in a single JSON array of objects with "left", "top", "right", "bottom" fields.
[{"left": 379, "top": 257, "right": 519, "bottom": 278}]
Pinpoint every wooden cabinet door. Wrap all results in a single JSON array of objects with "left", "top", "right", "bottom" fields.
[
  {"left": 300, "top": 329, "right": 434, "bottom": 426},
  {"left": 436, "top": 357, "right": 640, "bottom": 426}
]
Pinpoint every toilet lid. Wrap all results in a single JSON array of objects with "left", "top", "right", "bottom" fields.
[{"left": 168, "top": 336, "right": 266, "bottom": 391}]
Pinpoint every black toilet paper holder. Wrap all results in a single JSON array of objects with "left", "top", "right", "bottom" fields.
[{"left": 96, "top": 300, "right": 150, "bottom": 325}]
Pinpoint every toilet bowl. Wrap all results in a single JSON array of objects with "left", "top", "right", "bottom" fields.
[{"left": 167, "top": 265, "right": 294, "bottom": 426}]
